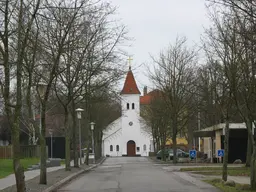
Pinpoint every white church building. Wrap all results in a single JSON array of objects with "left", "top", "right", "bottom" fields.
[{"left": 102, "top": 67, "right": 154, "bottom": 156}]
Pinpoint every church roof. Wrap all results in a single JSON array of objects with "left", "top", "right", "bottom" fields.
[
  {"left": 120, "top": 68, "right": 141, "bottom": 95},
  {"left": 140, "top": 89, "right": 164, "bottom": 105}
]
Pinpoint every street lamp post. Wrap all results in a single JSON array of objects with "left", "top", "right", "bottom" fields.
[
  {"left": 49, "top": 128, "right": 53, "bottom": 159},
  {"left": 75, "top": 108, "right": 84, "bottom": 165},
  {"left": 90, "top": 122, "right": 95, "bottom": 164}
]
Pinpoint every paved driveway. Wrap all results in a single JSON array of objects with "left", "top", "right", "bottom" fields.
[{"left": 58, "top": 157, "right": 220, "bottom": 192}]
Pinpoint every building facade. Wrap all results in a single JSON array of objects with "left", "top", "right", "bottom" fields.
[{"left": 102, "top": 67, "right": 153, "bottom": 156}]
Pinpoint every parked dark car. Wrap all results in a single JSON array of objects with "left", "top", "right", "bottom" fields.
[
  {"left": 169, "top": 149, "right": 189, "bottom": 160},
  {"left": 157, "top": 148, "right": 189, "bottom": 160},
  {"left": 156, "top": 149, "right": 173, "bottom": 160}
]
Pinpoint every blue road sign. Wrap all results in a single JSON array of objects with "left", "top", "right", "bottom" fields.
[
  {"left": 189, "top": 150, "right": 197, "bottom": 158},
  {"left": 217, "top": 149, "right": 224, "bottom": 157}
]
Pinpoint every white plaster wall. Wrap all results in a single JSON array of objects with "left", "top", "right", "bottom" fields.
[
  {"left": 102, "top": 93, "right": 154, "bottom": 157},
  {"left": 121, "top": 94, "right": 140, "bottom": 117},
  {"left": 139, "top": 118, "right": 153, "bottom": 156},
  {"left": 102, "top": 118, "right": 122, "bottom": 157},
  {"left": 103, "top": 131, "right": 122, "bottom": 157},
  {"left": 139, "top": 131, "right": 152, "bottom": 156},
  {"left": 121, "top": 94, "right": 141, "bottom": 155},
  {"left": 102, "top": 118, "right": 121, "bottom": 140}
]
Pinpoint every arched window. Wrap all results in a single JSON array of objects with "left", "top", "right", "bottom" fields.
[
  {"left": 116, "top": 145, "right": 119, "bottom": 152},
  {"left": 110, "top": 145, "right": 113, "bottom": 151},
  {"left": 143, "top": 144, "right": 146, "bottom": 151},
  {"left": 127, "top": 103, "right": 129, "bottom": 109},
  {"left": 132, "top": 103, "right": 135, "bottom": 109}
]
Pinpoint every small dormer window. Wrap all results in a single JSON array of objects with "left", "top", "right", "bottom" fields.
[
  {"left": 132, "top": 103, "right": 135, "bottom": 109},
  {"left": 127, "top": 103, "right": 129, "bottom": 109}
]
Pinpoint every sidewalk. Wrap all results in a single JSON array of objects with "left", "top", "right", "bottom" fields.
[
  {"left": 0, "top": 158, "right": 87, "bottom": 191},
  {"left": 0, "top": 165, "right": 64, "bottom": 190}
]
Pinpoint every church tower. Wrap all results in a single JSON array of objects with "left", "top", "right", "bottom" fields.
[
  {"left": 102, "top": 58, "right": 153, "bottom": 157},
  {"left": 120, "top": 66, "right": 141, "bottom": 156}
]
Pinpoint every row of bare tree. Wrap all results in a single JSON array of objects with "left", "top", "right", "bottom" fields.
[
  {"left": 0, "top": 0, "right": 127, "bottom": 191},
  {"left": 143, "top": 0, "right": 256, "bottom": 189}
]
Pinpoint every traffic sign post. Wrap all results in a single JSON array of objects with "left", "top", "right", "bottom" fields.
[
  {"left": 189, "top": 150, "right": 197, "bottom": 161},
  {"left": 217, "top": 149, "right": 224, "bottom": 163}
]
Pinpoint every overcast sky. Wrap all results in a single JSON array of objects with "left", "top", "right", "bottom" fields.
[{"left": 108, "top": 0, "right": 211, "bottom": 93}]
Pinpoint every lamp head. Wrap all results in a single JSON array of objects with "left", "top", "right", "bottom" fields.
[
  {"left": 37, "top": 82, "right": 47, "bottom": 98},
  {"left": 75, "top": 108, "right": 84, "bottom": 119},
  {"left": 48, "top": 128, "right": 53, "bottom": 135},
  {"left": 90, "top": 122, "right": 95, "bottom": 130}
]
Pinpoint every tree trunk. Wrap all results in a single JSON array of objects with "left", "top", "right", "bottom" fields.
[
  {"left": 172, "top": 134, "right": 177, "bottom": 164},
  {"left": 246, "top": 123, "right": 252, "bottom": 167},
  {"left": 222, "top": 119, "right": 229, "bottom": 181},
  {"left": 64, "top": 108, "right": 71, "bottom": 171},
  {"left": 172, "top": 119, "right": 178, "bottom": 164},
  {"left": 156, "top": 134, "right": 160, "bottom": 152},
  {"left": 244, "top": 118, "right": 256, "bottom": 190},
  {"left": 187, "top": 123, "right": 193, "bottom": 150},
  {"left": 12, "top": 0, "right": 27, "bottom": 190},
  {"left": 251, "top": 146, "right": 256, "bottom": 189},
  {"left": 85, "top": 135, "right": 90, "bottom": 165},
  {"left": 12, "top": 122, "right": 26, "bottom": 192},
  {"left": 151, "top": 126, "right": 157, "bottom": 152},
  {"left": 153, "top": 137, "right": 156, "bottom": 153},
  {"left": 71, "top": 100, "right": 79, "bottom": 168},
  {"left": 27, "top": 72, "right": 34, "bottom": 145},
  {"left": 95, "top": 140, "right": 100, "bottom": 160},
  {"left": 96, "top": 131, "right": 102, "bottom": 160},
  {"left": 40, "top": 101, "right": 47, "bottom": 184},
  {"left": 161, "top": 144, "right": 166, "bottom": 161},
  {"left": 158, "top": 139, "right": 161, "bottom": 152}
]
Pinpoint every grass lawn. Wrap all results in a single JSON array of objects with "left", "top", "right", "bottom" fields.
[
  {"left": 180, "top": 166, "right": 250, "bottom": 176},
  {"left": 205, "top": 178, "right": 256, "bottom": 192},
  {"left": 60, "top": 159, "right": 65, "bottom": 165},
  {"left": 0, "top": 158, "right": 39, "bottom": 179}
]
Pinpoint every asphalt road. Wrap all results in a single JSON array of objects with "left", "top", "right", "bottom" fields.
[{"left": 58, "top": 157, "right": 220, "bottom": 192}]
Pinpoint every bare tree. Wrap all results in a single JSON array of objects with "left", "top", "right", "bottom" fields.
[
  {"left": 33, "top": 0, "right": 87, "bottom": 184},
  {"left": 204, "top": 3, "right": 256, "bottom": 186},
  {"left": 141, "top": 93, "right": 170, "bottom": 161},
  {"left": 149, "top": 36, "right": 198, "bottom": 163},
  {"left": 40, "top": 0, "right": 128, "bottom": 170},
  {"left": 90, "top": 93, "right": 121, "bottom": 160},
  {"left": 22, "top": 26, "right": 41, "bottom": 146},
  {"left": 0, "top": 0, "right": 41, "bottom": 191},
  {"left": 203, "top": 7, "right": 241, "bottom": 180}
]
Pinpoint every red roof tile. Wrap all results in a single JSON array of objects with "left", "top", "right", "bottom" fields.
[
  {"left": 140, "top": 89, "right": 164, "bottom": 105},
  {"left": 140, "top": 95, "right": 151, "bottom": 105},
  {"left": 120, "top": 68, "right": 141, "bottom": 95}
]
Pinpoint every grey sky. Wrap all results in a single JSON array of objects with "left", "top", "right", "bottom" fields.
[{"left": 109, "top": 0, "right": 210, "bottom": 93}]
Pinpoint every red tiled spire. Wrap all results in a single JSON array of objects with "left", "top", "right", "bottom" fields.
[{"left": 120, "top": 68, "right": 141, "bottom": 95}]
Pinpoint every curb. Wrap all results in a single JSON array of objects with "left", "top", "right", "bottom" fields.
[{"left": 42, "top": 157, "right": 107, "bottom": 192}]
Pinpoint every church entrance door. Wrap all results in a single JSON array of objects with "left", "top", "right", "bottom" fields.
[{"left": 127, "top": 140, "right": 136, "bottom": 156}]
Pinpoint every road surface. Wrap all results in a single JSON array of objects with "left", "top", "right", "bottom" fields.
[{"left": 58, "top": 157, "right": 220, "bottom": 192}]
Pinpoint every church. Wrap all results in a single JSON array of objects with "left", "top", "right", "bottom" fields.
[{"left": 102, "top": 65, "right": 154, "bottom": 157}]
